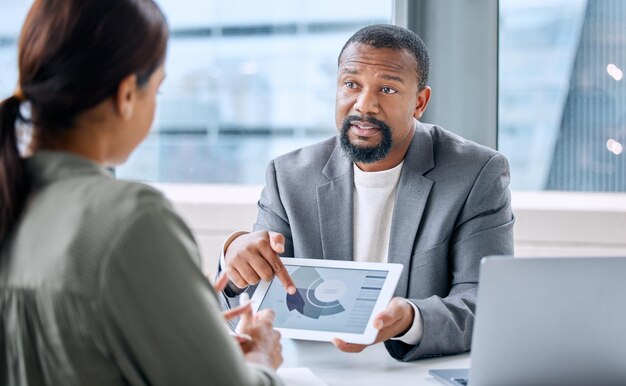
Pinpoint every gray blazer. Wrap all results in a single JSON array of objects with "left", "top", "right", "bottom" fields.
[{"left": 252, "top": 122, "right": 514, "bottom": 361}]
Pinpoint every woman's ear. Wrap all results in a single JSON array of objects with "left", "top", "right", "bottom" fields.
[
  {"left": 115, "top": 74, "right": 138, "bottom": 121},
  {"left": 413, "top": 86, "right": 431, "bottom": 120}
]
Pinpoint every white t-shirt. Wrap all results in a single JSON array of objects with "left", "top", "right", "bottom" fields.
[{"left": 352, "top": 161, "right": 403, "bottom": 263}]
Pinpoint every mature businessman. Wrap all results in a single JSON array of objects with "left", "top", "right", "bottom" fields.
[{"left": 220, "top": 24, "right": 514, "bottom": 361}]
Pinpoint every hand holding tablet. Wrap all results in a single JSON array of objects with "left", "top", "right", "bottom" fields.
[
  {"left": 331, "top": 297, "right": 416, "bottom": 353},
  {"left": 236, "top": 258, "right": 403, "bottom": 344}
]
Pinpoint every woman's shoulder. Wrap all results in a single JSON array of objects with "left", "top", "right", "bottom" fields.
[
  {"left": 80, "top": 176, "right": 171, "bottom": 218},
  {"left": 53, "top": 176, "right": 180, "bottom": 252}
]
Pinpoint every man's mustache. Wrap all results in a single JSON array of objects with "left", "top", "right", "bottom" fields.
[{"left": 342, "top": 115, "right": 390, "bottom": 132}]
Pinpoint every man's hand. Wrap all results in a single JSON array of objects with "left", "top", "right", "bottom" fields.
[
  {"left": 332, "top": 297, "right": 415, "bottom": 353},
  {"left": 224, "top": 230, "right": 296, "bottom": 294}
]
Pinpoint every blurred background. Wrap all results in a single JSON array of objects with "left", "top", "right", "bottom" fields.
[{"left": 0, "top": 0, "right": 624, "bottom": 191}]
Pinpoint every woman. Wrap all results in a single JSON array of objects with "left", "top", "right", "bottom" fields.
[{"left": 0, "top": 1, "right": 283, "bottom": 385}]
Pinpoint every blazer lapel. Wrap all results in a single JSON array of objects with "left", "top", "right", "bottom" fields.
[
  {"left": 388, "top": 122, "right": 435, "bottom": 297},
  {"left": 317, "top": 139, "right": 354, "bottom": 261}
]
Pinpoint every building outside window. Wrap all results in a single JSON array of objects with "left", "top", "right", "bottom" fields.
[{"left": 499, "top": 0, "right": 626, "bottom": 192}]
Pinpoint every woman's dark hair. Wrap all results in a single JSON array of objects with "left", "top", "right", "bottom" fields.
[{"left": 0, "top": 0, "right": 168, "bottom": 241}]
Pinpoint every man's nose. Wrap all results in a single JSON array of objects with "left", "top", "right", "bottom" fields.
[{"left": 354, "top": 89, "right": 380, "bottom": 115}]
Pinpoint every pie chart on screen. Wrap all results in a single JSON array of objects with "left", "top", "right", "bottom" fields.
[{"left": 286, "top": 267, "right": 346, "bottom": 319}]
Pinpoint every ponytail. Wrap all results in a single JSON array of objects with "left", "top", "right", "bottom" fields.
[{"left": 0, "top": 96, "right": 29, "bottom": 242}]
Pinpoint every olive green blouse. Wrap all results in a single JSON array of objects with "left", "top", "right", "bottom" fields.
[{"left": 0, "top": 151, "right": 281, "bottom": 386}]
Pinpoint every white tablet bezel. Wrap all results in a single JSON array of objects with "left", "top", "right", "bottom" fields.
[{"left": 236, "top": 257, "right": 403, "bottom": 344}]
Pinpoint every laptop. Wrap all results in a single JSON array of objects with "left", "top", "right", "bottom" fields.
[{"left": 430, "top": 256, "right": 626, "bottom": 386}]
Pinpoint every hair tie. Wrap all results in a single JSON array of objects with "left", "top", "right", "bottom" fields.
[{"left": 13, "top": 86, "right": 25, "bottom": 102}]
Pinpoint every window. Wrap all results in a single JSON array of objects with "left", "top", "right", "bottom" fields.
[
  {"left": 499, "top": 0, "right": 626, "bottom": 192},
  {"left": 0, "top": 0, "right": 392, "bottom": 184},
  {"left": 121, "top": 0, "right": 392, "bottom": 183},
  {"left": 0, "top": 2, "right": 24, "bottom": 98}
]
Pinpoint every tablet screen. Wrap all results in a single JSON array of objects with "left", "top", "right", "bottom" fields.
[{"left": 257, "top": 265, "right": 388, "bottom": 334}]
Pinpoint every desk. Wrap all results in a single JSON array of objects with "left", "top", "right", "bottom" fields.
[{"left": 280, "top": 339, "right": 470, "bottom": 386}]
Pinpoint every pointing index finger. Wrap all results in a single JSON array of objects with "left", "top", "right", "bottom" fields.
[{"left": 269, "top": 255, "right": 296, "bottom": 295}]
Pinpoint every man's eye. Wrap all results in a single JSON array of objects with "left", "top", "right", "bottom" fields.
[
  {"left": 381, "top": 87, "right": 397, "bottom": 94},
  {"left": 345, "top": 81, "right": 357, "bottom": 89}
]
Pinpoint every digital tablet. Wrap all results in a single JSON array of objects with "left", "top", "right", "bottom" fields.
[{"left": 236, "top": 258, "right": 403, "bottom": 344}]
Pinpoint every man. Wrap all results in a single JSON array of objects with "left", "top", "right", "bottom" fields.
[{"left": 220, "top": 24, "right": 514, "bottom": 361}]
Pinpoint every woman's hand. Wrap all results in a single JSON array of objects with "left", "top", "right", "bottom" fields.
[
  {"left": 240, "top": 308, "right": 283, "bottom": 369},
  {"left": 213, "top": 272, "right": 283, "bottom": 367}
]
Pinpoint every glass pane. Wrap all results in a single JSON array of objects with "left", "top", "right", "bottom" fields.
[
  {"left": 499, "top": 0, "right": 626, "bottom": 192},
  {"left": 0, "top": 0, "right": 392, "bottom": 184},
  {"left": 119, "top": 0, "right": 392, "bottom": 183},
  {"left": 0, "top": 1, "right": 28, "bottom": 97}
]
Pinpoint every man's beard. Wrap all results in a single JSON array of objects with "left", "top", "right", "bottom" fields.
[{"left": 339, "top": 115, "right": 393, "bottom": 163}]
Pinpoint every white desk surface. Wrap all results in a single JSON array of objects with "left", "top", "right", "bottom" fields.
[{"left": 279, "top": 339, "right": 470, "bottom": 386}]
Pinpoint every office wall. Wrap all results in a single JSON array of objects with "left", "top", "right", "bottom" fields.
[
  {"left": 404, "top": 0, "right": 498, "bottom": 149},
  {"left": 152, "top": 184, "right": 626, "bottom": 274}
]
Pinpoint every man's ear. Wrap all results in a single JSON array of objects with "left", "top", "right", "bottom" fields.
[
  {"left": 413, "top": 86, "right": 431, "bottom": 120},
  {"left": 115, "top": 74, "right": 138, "bottom": 121}
]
